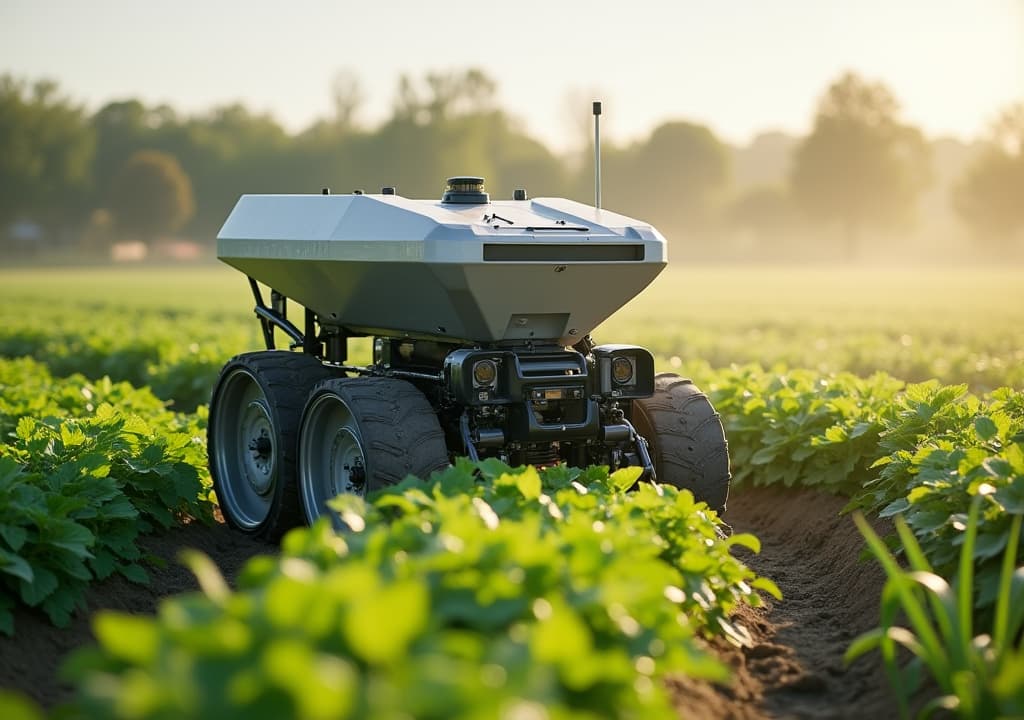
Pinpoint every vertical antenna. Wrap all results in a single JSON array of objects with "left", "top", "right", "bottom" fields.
[{"left": 593, "top": 101, "right": 602, "bottom": 209}]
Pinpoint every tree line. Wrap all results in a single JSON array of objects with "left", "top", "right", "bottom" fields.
[{"left": 1, "top": 69, "right": 1021, "bottom": 260}]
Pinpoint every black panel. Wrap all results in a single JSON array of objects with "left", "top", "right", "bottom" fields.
[{"left": 483, "top": 244, "right": 645, "bottom": 262}]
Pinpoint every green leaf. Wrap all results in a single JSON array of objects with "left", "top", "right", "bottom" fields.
[
  {"left": 343, "top": 579, "right": 428, "bottom": 664},
  {"left": 824, "top": 426, "right": 847, "bottom": 443},
  {"left": 971, "top": 532, "right": 1007, "bottom": 561},
  {"left": 751, "top": 576, "right": 783, "bottom": 600},
  {"left": 93, "top": 611, "right": 160, "bottom": 664},
  {"left": 0, "top": 524, "right": 28, "bottom": 553},
  {"left": 530, "top": 597, "right": 592, "bottom": 663},
  {"left": 19, "top": 566, "right": 58, "bottom": 606},
  {"left": 0, "top": 689, "right": 44, "bottom": 720},
  {"left": 608, "top": 465, "right": 642, "bottom": 493},
  {"left": 879, "top": 498, "right": 910, "bottom": 518},
  {"left": 725, "top": 533, "right": 761, "bottom": 554},
  {"left": 749, "top": 447, "right": 777, "bottom": 465},
  {"left": 515, "top": 466, "right": 542, "bottom": 500},
  {"left": 0, "top": 549, "right": 33, "bottom": 584},
  {"left": 973, "top": 416, "right": 998, "bottom": 442},
  {"left": 0, "top": 457, "right": 25, "bottom": 487},
  {"left": 260, "top": 639, "right": 357, "bottom": 719},
  {"left": 850, "top": 422, "right": 874, "bottom": 439},
  {"left": 45, "top": 521, "right": 95, "bottom": 559},
  {"left": 40, "top": 585, "right": 79, "bottom": 627},
  {"left": 119, "top": 562, "right": 149, "bottom": 585}
]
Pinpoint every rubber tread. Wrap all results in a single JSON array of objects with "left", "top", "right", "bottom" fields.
[
  {"left": 302, "top": 376, "right": 450, "bottom": 495},
  {"left": 208, "top": 351, "right": 334, "bottom": 540},
  {"left": 631, "top": 372, "right": 731, "bottom": 513}
]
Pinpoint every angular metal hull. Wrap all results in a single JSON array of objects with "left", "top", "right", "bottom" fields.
[{"left": 217, "top": 193, "right": 667, "bottom": 345}]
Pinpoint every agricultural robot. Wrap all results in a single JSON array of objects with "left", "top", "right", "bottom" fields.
[{"left": 208, "top": 107, "right": 730, "bottom": 539}]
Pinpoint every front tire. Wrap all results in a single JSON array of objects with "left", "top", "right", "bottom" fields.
[
  {"left": 208, "top": 351, "right": 333, "bottom": 540},
  {"left": 298, "top": 377, "right": 450, "bottom": 525},
  {"left": 631, "top": 372, "right": 731, "bottom": 513}
]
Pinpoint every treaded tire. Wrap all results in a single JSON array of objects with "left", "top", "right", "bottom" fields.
[
  {"left": 298, "top": 376, "right": 450, "bottom": 524},
  {"left": 208, "top": 351, "right": 334, "bottom": 540},
  {"left": 631, "top": 372, "right": 731, "bottom": 513}
]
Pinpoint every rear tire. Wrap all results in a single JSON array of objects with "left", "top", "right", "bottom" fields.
[
  {"left": 298, "top": 377, "right": 450, "bottom": 525},
  {"left": 631, "top": 372, "right": 731, "bottom": 513},
  {"left": 208, "top": 351, "right": 333, "bottom": 540}
]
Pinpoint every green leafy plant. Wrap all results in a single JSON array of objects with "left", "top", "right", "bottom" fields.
[
  {"left": 0, "top": 360, "right": 214, "bottom": 635},
  {"left": 846, "top": 487, "right": 1024, "bottom": 719},
  {"left": 852, "top": 382, "right": 1024, "bottom": 616},
  {"left": 702, "top": 364, "right": 903, "bottom": 492},
  {"left": 0, "top": 305, "right": 258, "bottom": 411},
  {"left": 63, "top": 461, "right": 779, "bottom": 719}
]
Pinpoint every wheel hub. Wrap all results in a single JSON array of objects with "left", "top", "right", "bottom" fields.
[
  {"left": 329, "top": 427, "right": 366, "bottom": 495},
  {"left": 241, "top": 400, "right": 276, "bottom": 495}
]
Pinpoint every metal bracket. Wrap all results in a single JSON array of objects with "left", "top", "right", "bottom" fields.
[
  {"left": 621, "top": 416, "right": 657, "bottom": 484},
  {"left": 459, "top": 411, "right": 481, "bottom": 462},
  {"left": 248, "top": 276, "right": 304, "bottom": 350}
]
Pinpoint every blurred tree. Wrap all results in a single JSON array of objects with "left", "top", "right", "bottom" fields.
[
  {"left": 91, "top": 100, "right": 178, "bottom": 204},
  {"left": 790, "top": 72, "right": 930, "bottom": 258},
  {"left": 176, "top": 104, "right": 291, "bottom": 236},
  {"left": 727, "top": 185, "right": 797, "bottom": 235},
  {"left": 0, "top": 75, "right": 95, "bottom": 245},
  {"left": 359, "top": 69, "right": 507, "bottom": 198},
  {"left": 393, "top": 68, "right": 497, "bottom": 125},
  {"left": 296, "top": 69, "right": 365, "bottom": 149},
  {"left": 489, "top": 120, "right": 568, "bottom": 198},
  {"left": 953, "top": 102, "right": 1024, "bottom": 250},
  {"left": 731, "top": 131, "right": 798, "bottom": 190},
  {"left": 108, "top": 150, "right": 194, "bottom": 243},
  {"left": 635, "top": 121, "right": 730, "bottom": 230},
  {"left": 724, "top": 185, "right": 802, "bottom": 259}
]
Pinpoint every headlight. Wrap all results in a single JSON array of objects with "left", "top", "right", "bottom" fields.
[
  {"left": 611, "top": 356, "right": 634, "bottom": 385},
  {"left": 472, "top": 359, "right": 498, "bottom": 387}
]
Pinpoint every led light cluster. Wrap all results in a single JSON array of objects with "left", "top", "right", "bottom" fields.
[
  {"left": 472, "top": 359, "right": 498, "bottom": 387},
  {"left": 611, "top": 356, "right": 634, "bottom": 385}
]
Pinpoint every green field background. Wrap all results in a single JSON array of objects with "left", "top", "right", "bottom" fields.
[{"left": 2, "top": 265, "right": 1021, "bottom": 396}]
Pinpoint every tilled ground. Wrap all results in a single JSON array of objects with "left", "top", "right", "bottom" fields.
[
  {"left": 671, "top": 486, "right": 898, "bottom": 719},
  {"left": 0, "top": 487, "right": 898, "bottom": 717}
]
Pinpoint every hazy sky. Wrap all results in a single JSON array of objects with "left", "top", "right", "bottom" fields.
[{"left": 2, "top": 0, "right": 1021, "bottom": 152}]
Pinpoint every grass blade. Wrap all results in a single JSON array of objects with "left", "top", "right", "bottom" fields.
[
  {"left": 852, "top": 513, "right": 950, "bottom": 681},
  {"left": 993, "top": 513, "right": 1022, "bottom": 651}
]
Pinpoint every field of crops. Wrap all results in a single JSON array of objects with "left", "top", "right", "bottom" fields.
[{"left": 1, "top": 264, "right": 1022, "bottom": 719}]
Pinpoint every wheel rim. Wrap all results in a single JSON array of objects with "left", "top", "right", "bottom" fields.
[
  {"left": 212, "top": 368, "right": 279, "bottom": 530},
  {"left": 299, "top": 390, "right": 367, "bottom": 525}
]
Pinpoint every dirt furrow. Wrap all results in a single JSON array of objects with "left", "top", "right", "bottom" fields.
[{"left": 697, "top": 486, "right": 899, "bottom": 719}]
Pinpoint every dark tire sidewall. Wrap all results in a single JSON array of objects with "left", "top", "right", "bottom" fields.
[
  {"left": 208, "top": 351, "right": 333, "bottom": 540},
  {"left": 631, "top": 372, "right": 731, "bottom": 513}
]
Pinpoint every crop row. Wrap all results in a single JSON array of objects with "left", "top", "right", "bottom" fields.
[
  {"left": 698, "top": 363, "right": 1024, "bottom": 619},
  {"left": 4, "top": 349, "right": 1020, "bottom": 631},
  {"left": 0, "top": 305, "right": 256, "bottom": 412},
  {"left": 62, "top": 460, "right": 777, "bottom": 719},
  {"left": 51, "top": 361, "right": 1023, "bottom": 718},
  {"left": 0, "top": 358, "right": 214, "bottom": 634},
  {"left": 614, "top": 266, "right": 1024, "bottom": 394}
]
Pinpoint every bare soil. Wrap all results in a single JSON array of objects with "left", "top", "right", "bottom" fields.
[
  {"left": 671, "top": 486, "right": 898, "bottom": 719},
  {"left": 0, "top": 487, "right": 899, "bottom": 718}
]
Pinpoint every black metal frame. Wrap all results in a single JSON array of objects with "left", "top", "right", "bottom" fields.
[
  {"left": 248, "top": 277, "right": 304, "bottom": 350},
  {"left": 247, "top": 276, "right": 655, "bottom": 483}
]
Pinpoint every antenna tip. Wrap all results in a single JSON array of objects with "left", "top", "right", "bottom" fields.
[{"left": 592, "top": 101, "right": 602, "bottom": 116}]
